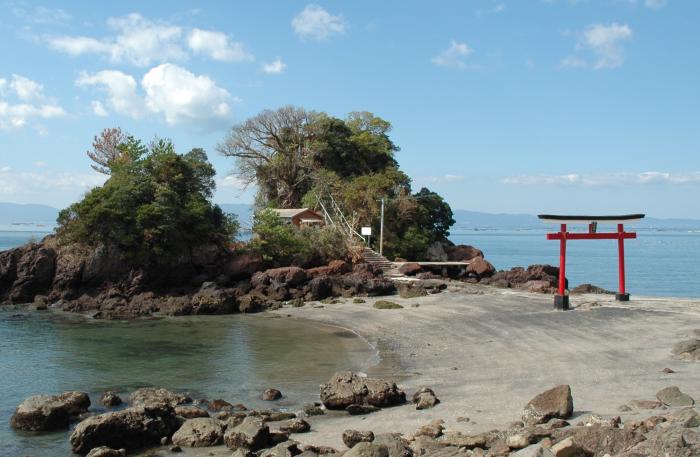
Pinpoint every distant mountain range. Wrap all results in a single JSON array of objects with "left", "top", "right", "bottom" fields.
[{"left": 1, "top": 202, "right": 699, "bottom": 231}]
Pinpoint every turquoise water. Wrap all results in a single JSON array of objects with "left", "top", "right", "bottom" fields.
[
  {"left": 2, "top": 229, "right": 700, "bottom": 297},
  {"left": 0, "top": 312, "right": 374, "bottom": 456}
]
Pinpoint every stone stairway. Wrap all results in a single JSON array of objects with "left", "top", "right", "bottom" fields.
[{"left": 362, "top": 247, "right": 403, "bottom": 278}]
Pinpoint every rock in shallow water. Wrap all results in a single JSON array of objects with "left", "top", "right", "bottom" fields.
[
  {"left": 262, "top": 388, "right": 283, "bottom": 401},
  {"left": 100, "top": 391, "right": 122, "bottom": 407},
  {"left": 128, "top": 387, "right": 191, "bottom": 407},
  {"left": 69, "top": 403, "right": 180, "bottom": 454},
  {"left": 10, "top": 391, "right": 91, "bottom": 431}
]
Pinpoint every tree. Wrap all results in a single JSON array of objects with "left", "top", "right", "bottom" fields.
[
  {"left": 59, "top": 138, "right": 237, "bottom": 266},
  {"left": 86, "top": 127, "right": 128, "bottom": 174},
  {"left": 217, "top": 106, "right": 318, "bottom": 208},
  {"left": 220, "top": 107, "right": 456, "bottom": 261}
]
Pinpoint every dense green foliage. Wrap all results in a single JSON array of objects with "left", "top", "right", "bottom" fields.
[
  {"left": 220, "top": 106, "right": 455, "bottom": 261},
  {"left": 251, "top": 209, "right": 348, "bottom": 267},
  {"left": 58, "top": 136, "right": 238, "bottom": 266}
]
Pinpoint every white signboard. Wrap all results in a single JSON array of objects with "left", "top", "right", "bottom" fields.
[{"left": 361, "top": 227, "right": 372, "bottom": 236}]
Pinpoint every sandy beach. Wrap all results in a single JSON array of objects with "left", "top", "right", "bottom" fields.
[{"left": 271, "top": 283, "right": 700, "bottom": 449}]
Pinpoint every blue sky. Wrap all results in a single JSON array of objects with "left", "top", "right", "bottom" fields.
[{"left": 0, "top": 0, "right": 698, "bottom": 218}]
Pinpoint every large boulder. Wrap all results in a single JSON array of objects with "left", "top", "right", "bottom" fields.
[
  {"left": 330, "top": 265, "right": 395, "bottom": 297},
  {"left": 343, "top": 430, "right": 375, "bottom": 448},
  {"left": 412, "top": 387, "right": 440, "bottom": 410},
  {"left": 344, "top": 442, "right": 389, "bottom": 457},
  {"left": 656, "top": 386, "right": 695, "bottom": 407},
  {"left": 482, "top": 264, "right": 565, "bottom": 293},
  {"left": 69, "top": 403, "right": 180, "bottom": 454},
  {"left": 172, "top": 417, "right": 225, "bottom": 447},
  {"left": 10, "top": 391, "right": 90, "bottom": 431},
  {"left": 226, "top": 251, "right": 264, "bottom": 281},
  {"left": 522, "top": 385, "right": 573, "bottom": 425},
  {"left": 224, "top": 416, "right": 271, "bottom": 451},
  {"left": 446, "top": 245, "right": 484, "bottom": 262},
  {"left": 306, "top": 260, "right": 352, "bottom": 278},
  {"left": 10, "top": 244, "right": 56, "bottom": 303},
  {"left": 466, "top": 257, "right": 495, "bottom": 278},
  {"left": 190, "top": 283, "right": 237, "bottom": 314},
  {"left": 373, "top": 433, "right": 412, "bottom": 457},
  {"left": 320, "top": 371, "right": 406, "bottom": 410},
  {"left": 85, "top": 447, "right": 126, "bottom": 457},
  {"left": 398, "top": 263, "right": 422, "bottom": 276},
  {"left": 671, "top": 339, "right": 700, "bottom": 361},
  {"left": 128, "top": 387, "right": 191, "bottom": 407},
  {"left": 252, "top": 267, "right": 307, "bottom": 288}
]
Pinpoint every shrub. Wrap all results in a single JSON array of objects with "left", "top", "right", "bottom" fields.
[
  {"left": 250, "top": 209, "right": 349, "bottom": 267},
  {"left": 373, "top": 300, "right": 403, "bottom": 309}
]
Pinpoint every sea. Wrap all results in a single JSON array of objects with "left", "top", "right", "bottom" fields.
[{"left": 2, "top": 227, "right": 698, "bottom": 298}]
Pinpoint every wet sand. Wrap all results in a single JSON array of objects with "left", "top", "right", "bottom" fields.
[{"left": 274, "top": 284, "right": 700, "bottom": 448}]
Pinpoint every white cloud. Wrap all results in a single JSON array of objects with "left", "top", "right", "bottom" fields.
[
  {"left": 262, "top": 59, "right": 287, "bottom": 74},
  {"left": 9, "top": 75, "right": 45, "bottom": 102},
  {"left": 91, "top": 100, "right": 109, "bottom": 117},
  {"left": 432, "top": 41, "right": 473, "bottom": 69},
  {"left": 47, "top": 13, "right": 257, "bottom": 66},
  {"left": 141, "top": 63, "right": 231, "bottom": 129},
  {"left": 76, "top": 70, "right": 144, "bottom": 118},
  {"left": 218, "top": 175, "right": 247, "bottom": 190},
  {"left": 34, "top": 161, "right": 47, "bottom": 168},
  {"left": 0, "top": 74, "right": 65, "bottom": 131},
  {"left": 187, "top": 28, "right": 252, "bottom": 62},
  {"left": 645, "top": 0, "right": 668, "bottom": 8},
  {"left": 292, "top": 4, "right": 346, "bottom": 41},
  {"left": 0, "top": 166, "right": 107, "bottom": 205},
  {"left": 559, "top": 55, "right": 587, "bottom": 68},
  {"left": 504, "top": 171, "right": 700, "bottom": 186},
  {"left": 562, "top": 23, "right": 633, "bottom": 69},
  {"left": 11, "top": 5, "right": 71, "bottom": 24},
  {"left": 49, "top": 36, "right": 113, "bottom": 56},
  {"left": 621, "top": 0, "right": 668, "bottom": 8},
  {"left": 49, "top": 13, "right": 187, "bottom": 66},
  {"left": 418, "top": 174, "right": 465, "bottom": 184},
  {"left": 583, "top": 23, "right": 633, "bottom": 69},
  {"left": 75, "top": 64, "right": 234, "bottom": 130}
]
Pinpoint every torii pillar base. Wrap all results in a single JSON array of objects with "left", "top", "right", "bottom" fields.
[
  {"left": 554, "top": 295, "right": 570, "bottom": 310},
  {"left": 616, "top": 293, "right": 630, "bottom": 302}
]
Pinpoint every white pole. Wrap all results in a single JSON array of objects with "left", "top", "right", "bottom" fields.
[{"left": 379, "top": 198, "right": 385, "bottom": 256}]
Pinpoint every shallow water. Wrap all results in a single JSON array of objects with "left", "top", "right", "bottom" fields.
[{"left": 0, "top": 311, "right": 375, "bottom": 457}]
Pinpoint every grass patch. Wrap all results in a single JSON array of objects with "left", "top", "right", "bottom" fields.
[
  {"left": 289, "top": 298, "right": 305, "bottom": 308},
  {"left": 352, "top": 298, "right": 366, "bottom": 304},
  {"left": 373, "top": 300, "right": 403, "bottom": 309},
  {"left": 321, "top": 297, "right": 342, "bottom": 305}
]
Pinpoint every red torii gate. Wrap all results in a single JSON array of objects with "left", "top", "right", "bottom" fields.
[{"left": 538, "top": 214, "right": 645, "bottom": 310}]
